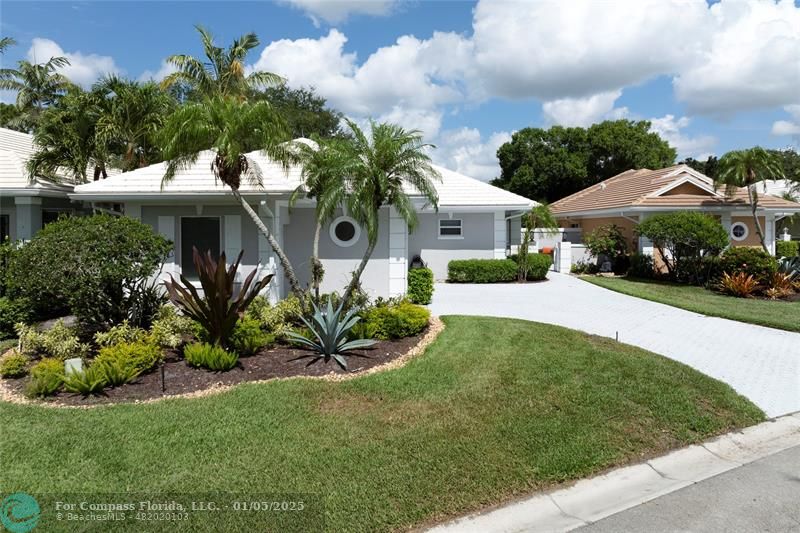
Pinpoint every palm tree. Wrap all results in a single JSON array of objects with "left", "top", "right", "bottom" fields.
[
  {"left": 161, "top": 26, "right": 283, "bottom": 100},
  {"left": 717, "top": 147, "right": 784, "bottom": 254},
  {"left": 27, "top": 87, "right": 110, "bottom": 183},
  {"left": 0, "top": 52, "right": 74, "bottom": 131},
  {"left": 94, "top": 76, "right": 175, "bottom": 171},
  {"left": 158, "top": 96, "right": 305, "bottom": 299},
  {"left": 323, "top": 119, "right": 441, "bottom": 307},
  {"left": 517, "top": 203, "right": 558, "bottom": 282},
  {"left": 290, "top": 136, "right": 351, "bottom": 301}
]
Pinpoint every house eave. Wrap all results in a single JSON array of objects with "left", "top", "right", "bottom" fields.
[{"left": 552, "top": 204, "right": 800, "bottom": 219}]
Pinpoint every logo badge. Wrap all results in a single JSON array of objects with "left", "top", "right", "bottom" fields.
[{"left": 1, "top": 492, "right": 40, "bottom": 533}]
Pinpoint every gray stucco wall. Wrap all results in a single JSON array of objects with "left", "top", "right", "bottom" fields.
[
  {"left": 408, "top": 212, "right": 496, "bottom": 280},
  {"left": 283, "top": 206, "right": 390, "bottom": 299},
  {"left": 0, "top": 195, "right": 80, "bottom": 240},
  {"left": 140, "top": 204, "right": 261, "bottom": 274}
]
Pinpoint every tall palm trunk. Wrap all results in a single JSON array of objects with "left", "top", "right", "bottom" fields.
[
  {"left": 230, "top": 189, "right": 305, "bottom": 300},
  {"left": 746, "top": 182, "right": 770, "bottom": 254},
  {"left": 341, "top": 238, "right": 376, "bottom": 308},
  {"left": 310, "top": 220, "right": 323, "bottom": 302}
]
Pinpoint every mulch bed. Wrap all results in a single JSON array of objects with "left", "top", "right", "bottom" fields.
[{"left": 2, "top": 334, "right": 425, "bottom": 407}]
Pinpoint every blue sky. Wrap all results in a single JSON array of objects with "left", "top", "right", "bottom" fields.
[{"left": 2, "top": 0, "right": 799, "bottom": 180}]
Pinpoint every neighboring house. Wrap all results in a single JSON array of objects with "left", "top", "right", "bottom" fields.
[
  {"left": 549, "top": 164, "right": 800, "bottom": 256},
  {"left": 0, "top": 127, "right": 83, "bottom": 240},
  {"left": 70, "top": 145, "right": 532, "bottom": 301}
]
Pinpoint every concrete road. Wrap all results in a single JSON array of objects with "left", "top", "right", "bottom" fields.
[{"left": 580, "top": 444, "right": 800, "bottom": 532}]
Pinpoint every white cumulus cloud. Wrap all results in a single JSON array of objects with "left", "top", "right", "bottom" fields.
[
  {"left": 541, "top": 90, "right": 628, "bottom": 127},
  {"left": 673, "top": 0, "right": 800, "bottom": 115},
  {"left": 433, "top": 127, "right": 511, "bottom": 182},
  {"left": 771, "top": 105, "right": 800, "bottom": 137},
  {"left": 138, "top": 60, "right": 178, "bottom": 82},
  {"left": 27, "top": 38, "right": 120, "bottom": 87},
  {"left": 648, "top": 115, "right": 717, "bottom": 160},
  {"left": 279, "top": 0, "right": 398, "bottom": 25}
]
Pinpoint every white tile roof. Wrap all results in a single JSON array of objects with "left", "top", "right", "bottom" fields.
[
  {"left": 0, "top": 127, "right": 75, "bottom": 192},
  {"left": 72, "top": 144, "right": 534, "bottom": 210}
]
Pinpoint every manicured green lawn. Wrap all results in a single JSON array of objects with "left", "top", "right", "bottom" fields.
[
  {"left": 0, "top": 316, "right": 763, "bottom": 532},
  {"left": 582, "top": 276, "right": 800, "bottom": 333}
]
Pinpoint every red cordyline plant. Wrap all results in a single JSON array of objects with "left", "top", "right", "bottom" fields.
[{"left": 164, "top": 247, "right": 273, "bottom": 346}]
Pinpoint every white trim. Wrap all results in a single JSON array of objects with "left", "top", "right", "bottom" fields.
[
  {"left": 438, "top": 218, "right": 463, "bottom": 239},
  {"left": 765, "top": 213, "right": 776, "bottom": 255},
  {"left": 329, "top": 216, "right": 361, "bottom": 247},
  {"left": 730, "top": 222, "right": 749, "bottom": 242},
  {"left": 553, "top": 205, "right": 800, "bottom": 219},
  {"left": 648, "top": 175, "right": 721, "bottom": 198},
  {"left": 388, "top": 208, "right": 408, "bottom": 297}
]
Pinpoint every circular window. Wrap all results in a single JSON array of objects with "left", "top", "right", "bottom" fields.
[
  {"left": 730, "top": 222, "right": 749, "bottom": 242},
  {"left": 330, "top": 216, "right": 360, "bottom": 247}
]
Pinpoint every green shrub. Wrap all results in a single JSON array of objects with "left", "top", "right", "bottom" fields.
[
  {"left": 93, "top": 358, "right": 141, "bottom": 387},
  {"left": 93, "top": 341, "right": 162, "bottom": 375},
  {"left": 0, "top": 238, "right": 22, "bottom": 298},
  {"left": 364, "top": 301, "right": 430, "bottom": 340},
  {"left": 584, "top": 224, "right": 630, "bottom": 270},
  {"left": 184, "top": 342, "right": 239, "bottom": 371},
  {"left": 0, "top": 296, "right": 30, "bottom": 340},
  {"left": 348, "top": 320, "right": 379, "bottom": 340},
  {"left": 628, "top": 253, "right": 655, "bottom": 279},
  {"left": 570, "top": 261, "right": 598, "bottom": 275},
  {"left": 94, "top": 321, "right": 149, "bottom": 347},
  {"left": 407, "top": 268, "right": 434, "bottom": 304},
  {"left": 25, "top": 358, "right": 64, "bottom": 397},
  {"left": 255, "top": 296, "right": 304, "bottom": 337},
  {"left": 63, "top": 366, "right": 106, "bottom": 396},
  {"left": 637, "top": 212, "right": 728, "bottom": 283},
  {"left": 525, "top": 253, "right": 552, "bottom": 281},
  {"left": 0, "top": 350, "right": 28, "bottom": 378},
  {"left": 6, "top": 214, "right": 172, "bottom": 327},
  {"left": 16, "top": 320, "right": 91, "bottom": 360},
  {"left": 149, "top": 305, "right": 196, "bottom": 348},
  {"left": 717, "top": 247, "right": 778, "bottom": 285},
  {"left": 229, "top": 316, "right": 274, "bottom": 356},
  {"left": 776, "top": 240, "right": 799, "bottom": 258},
  {"left": 447, "top": 259, "right": 517, "bottom": 283},
  {"left": 126, "top": 278, "right": 168, "bottom": 329}
]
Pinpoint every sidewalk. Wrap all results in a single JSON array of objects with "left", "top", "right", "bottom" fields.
[{"left": 427, "top": 413, "right": 800, "bottom": 533}]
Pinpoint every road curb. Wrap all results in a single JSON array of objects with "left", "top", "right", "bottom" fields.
[{"left": 427, "top": 414, "right": 800, "bottom": 533}]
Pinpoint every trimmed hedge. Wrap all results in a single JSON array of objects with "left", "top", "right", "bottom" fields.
[
  {"left": 447, "top": 259, "right": 517, "bottom": 283},
  {"left": 776, "top": 240, "right": 799, "bottom": 258},
  {"left": 363, "top": 302, "right": 430, "bottom": 340},
  {"left": 407, "top": 268, "right": 434, "bottom": 304}
]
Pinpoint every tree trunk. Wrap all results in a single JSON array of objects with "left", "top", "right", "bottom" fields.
[
  {"left": 311, "top": 220, "right": 323, "bottom": 302},
  {"left": 230, "top": 189, "right": 306, "bottom": 301},
  {"left": 341, "top": 237, "right": 377, "bottom": 309},
  {"left": 746, "top": 184, "right": 770, "bottom": 255}
]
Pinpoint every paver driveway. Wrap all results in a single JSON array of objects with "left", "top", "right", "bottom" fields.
[{"left": 429, "top": 273, "right": 800, "bottom": 417}]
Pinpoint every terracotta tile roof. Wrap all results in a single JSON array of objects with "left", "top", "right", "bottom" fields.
[{"left": 550, "top": 164, "right": 800, "bottom": 214}]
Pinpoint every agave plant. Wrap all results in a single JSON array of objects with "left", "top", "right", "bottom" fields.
[
  {"left": 778, "top": 256, "right": 800, "bottom": 281},
  {"left": 286, "top": 300, "right": 376, "bottom": 370},
  {"left": 163, "top": 247, "right": 273, "bottom": 346}
]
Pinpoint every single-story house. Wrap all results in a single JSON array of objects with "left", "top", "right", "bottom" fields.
[
  {"left": 0, "top": 127, "right": 86, "bottom": 241},
  {"left": 549, "top": 164, "right": 800, "bottom": 256},
  {"left": 69, "top": 144, "right": 532, "bottom": 301}
]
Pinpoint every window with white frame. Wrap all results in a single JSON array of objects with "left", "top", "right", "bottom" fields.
[
  {"left": 330, "top": 216, "right": 360, "bottom": 247},
  {"left": 438, "top": 218, "right": 463, "bottom": 238},
  {"left": 181, "top": 217, "right": 221, "bottom": 278},
  {"left": 730, "top": 222, "right": 749, "bottom": 242}
]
